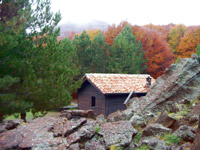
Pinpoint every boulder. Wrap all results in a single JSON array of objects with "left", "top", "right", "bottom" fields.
[
  {"left": 130, "top": 113, "right": 146, "bottom": 128},
  {"left": 51, "top": 118, "right": 87, "bottom": 137},
  {"left": 0, "top": 129, "right": 23, "bottom": 149},
  {"left": 96, "top": 114, "right": 106, "bottom": 124},
  {"left": 0, "top": 119, "right": 23, "bottom": 134},
  {"left": 154, "top": 111, "right": 179, "bottom": 130},
  {"left": 69, "top": 143, "right": 80, "bottom": 150},
  {"left": 99, "top": 121, "right": 137, "bottom": 148},
  {"left": 173, "top": 125, "right": 196, "bottom": 142},
  {"left": 128, "top": 58, "right": 200, "bottom": 113},
  {"left": 107, "top": 109, "right": 133, "bottom": 122},
  {"left": 0, "top": 117, "right": 62, "bottom": 149},
  {"left": 140, "top": 137, "right": 170, "bottom": 150},
  {"left": 142, "top": 123, "right": 172, "bottom": 137},
  {"left": 166, "top": 101, "right": 179, "bottom": 113},
  {"left": 5, "top": 119, "right": 23, "bottom": 130},
  {"left": 67, "top": 120, "right": 96, "bottom": 145},
  {"left": 85, "top": 136, "right": 106, "bottom": 150},
  {"left": 60, "top": 110, "right": 95, "bottom": 120}
]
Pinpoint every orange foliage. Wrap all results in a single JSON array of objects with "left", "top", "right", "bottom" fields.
[
  {"left": 144, "top": 23, "right": 175, "bottom": 40},
  {"left": 104, "top": 21, "right": 130, "bottom": 45},
  {"left": 67, "top": 31, "right": 76, "bottom": 40},
  {"left": 86, "top": 29, "right": 101, "bottom": 40},
  {"left": 176, "top": 26, "right": 200, "bottom": 58},
  {"left": 104, "top": 22, "right": 175, "bottom": 78},
  {"left": 132, "top": 26, "right": 175, "bottom": 78}
]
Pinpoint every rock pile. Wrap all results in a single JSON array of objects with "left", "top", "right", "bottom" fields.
[{"left": 0, "top": 57, "right": 199, "bottom": 149}]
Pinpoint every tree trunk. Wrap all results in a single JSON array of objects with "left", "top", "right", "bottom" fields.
[
  {"left": 0, "top": 113, "right": 4, "bottom": 123},
  {"left": 21, "top": 112, "right": 27, "bottom": 122}
]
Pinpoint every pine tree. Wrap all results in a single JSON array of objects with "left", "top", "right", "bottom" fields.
[
  {"left": 72, "top": 31, "right": 91, "bottom": 75},
  {"left": 109, "top": 25, "right": 146, "bottom": 74},
  {"left": 0, "top": 0, "right": 80, "bottom": 121},
  {"left": 89, "top": 31, "right": 110, "bottom": 73}
]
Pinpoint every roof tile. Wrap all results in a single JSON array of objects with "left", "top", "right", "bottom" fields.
[{"left": 84, "top": 73, "right": 155, "bottom": 94}]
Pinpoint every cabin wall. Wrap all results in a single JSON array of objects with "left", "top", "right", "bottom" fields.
[
  {"left": 78, "top": 82, "right": 106, "bottom": 116},
  {"left": 105, "top": 94, "right": 128, "bottom": 116}
]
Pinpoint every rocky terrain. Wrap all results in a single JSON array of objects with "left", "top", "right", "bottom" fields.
[{"left": 0, "top": 57, "right": 199, "bottom": 150}]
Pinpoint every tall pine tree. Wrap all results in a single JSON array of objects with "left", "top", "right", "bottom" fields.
[
  {"left": 89, "top": 31, "right": 110, "bottom": 73},
  {"left": 72, "top": 31, "right": 91, "bottom": 75},
  {"left": 109, "top": 25, "right": 146, "bottom": 74},
  {"left": 0, "top": 0, "right": 80, "bottom": 121}
]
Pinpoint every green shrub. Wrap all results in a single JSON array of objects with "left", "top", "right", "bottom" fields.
[
  {"left": 162, "top": 134, "right": 181, "bottom": 145},
  {"left": 94, "top": 126, "right": 100, "bottom": 134},
  {"left": 134, "top": 132, "right": 142, "bottom": 144}
]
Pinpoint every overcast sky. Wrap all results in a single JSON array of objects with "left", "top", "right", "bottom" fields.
[{"left": 51, "top": 0, "right": 200, "bottom": 26}]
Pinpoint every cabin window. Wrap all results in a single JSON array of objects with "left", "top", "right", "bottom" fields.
[{"left": 91, "top": 96, "right": 96, "bottom": 107}]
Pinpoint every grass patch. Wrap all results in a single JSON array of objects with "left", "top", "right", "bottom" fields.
[
  {"left": 5, "top": 111, "right": 60, "bottom": 121},
  {"left": 134, "top": 132, "right": 142, "bottom": 144},
  {"left": 110, "top": 145, "right": 123, "bottom": 150},
  {"left": 160, "top": 134, "right": 181, "bottom": 146},
  {"left": 135, "top": 145, "right": 151, "bottom": 150}
]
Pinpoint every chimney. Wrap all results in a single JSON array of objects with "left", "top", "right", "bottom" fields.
[{"left": 146, "top": 76, "right": 152, "bottom": 88}]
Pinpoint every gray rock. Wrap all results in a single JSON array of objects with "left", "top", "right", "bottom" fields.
[
  {"left": 107, "top": 109, "right": 133, "bottom": 122},
  {"left": 0, "top": 119, "right": 23, "bottom": 134},
  {"left": 67, "top": 120, "right": 96, "bottom": 145},
  {"left": 173, "top": 125, "right": 196, "bottom": 142},
  {"left": 128, "top": 58, "right": 200, "bottom": 114},
  {"left": 166, "top": 101, "right": 179, "bottom": 113},
  {"left": 60, "top": 110, "right": 95, "bottom": 120},
  {"left": 96, "top": 114, "right": 106, "bottom": 124},
  {"left": 130, "top": 113, "right": 146, "bottom": 127},
  {"left": 5, "top": 119, "right": 23, "bottom": 130},
  {"left": 0, "top": 117, "right": 63, "bottom": 149},
  {"left": 141, "top": 137, "right": 170, "bottom": 150},
  {"left": 142, "top": 123, "right": 172, "bottom": 137},
  {"left": 85, "top": 136, "right": 106, "bottom": 150},
  {"left": 69, "top": 143, "right": 80, "bottom": 150},
  {"left": 99, "top": 121, "right": 137, "bottom": 148},
  {"left": 51, "top": 117, "right": 87, "bottom": 137}
]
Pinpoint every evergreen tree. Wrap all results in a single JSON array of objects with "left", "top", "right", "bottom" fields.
[
  {"left": 109, "top": 25, "right": 146, "bottom": 74},
  {"left": 89, "top": 31, "right": 110, "bottom": 73},
  {"left": 72, "top": 31, "right": 91, "bottom": 74},
  {"left": 0, "top": 0, "right": 80, "bottom": 121}
]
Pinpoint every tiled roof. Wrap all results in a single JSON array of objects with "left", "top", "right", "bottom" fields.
[{"left": 84, "top": 73, "right": 155, "bottom": 94}]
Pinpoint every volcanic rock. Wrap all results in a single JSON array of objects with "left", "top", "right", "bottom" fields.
[
  {"left": 142, "top": 123, "right": 172, "bottom": 137},
  {"left": 99, "top": 121, "right": 137, "bottom": 148},
  {"left": 128, "top": 58, "right": 200, "bottom": 113}
]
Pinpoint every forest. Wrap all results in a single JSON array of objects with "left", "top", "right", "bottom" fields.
[{"left": 0, "top": 0, "right": 200, "bottom": 121}]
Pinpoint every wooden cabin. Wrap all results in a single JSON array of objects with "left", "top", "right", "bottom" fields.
[{"left": 78, "top": 73, "right": 155, "bottom": 116}]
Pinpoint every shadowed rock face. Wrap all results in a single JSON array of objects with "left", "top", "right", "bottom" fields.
[{"left": 128, "top": 58, "right": 200, "bottom": 113}]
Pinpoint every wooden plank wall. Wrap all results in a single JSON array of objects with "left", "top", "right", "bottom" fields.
[
  {"left": 106, "top": 95, "right": 127, "bottom": 116},
  {"left": 78, "top": 82, "right": 106, "bottom": 116}
]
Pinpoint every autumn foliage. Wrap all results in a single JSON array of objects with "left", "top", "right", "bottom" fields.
[
  {"left": 132, "top": 26, "right": 175, "bottom": 78},
  {"left": 176, "top": 27, "right": 200, "bottom": 58},
  {"left": 58, "top": 21, "right": 200, "bottom": 78}
]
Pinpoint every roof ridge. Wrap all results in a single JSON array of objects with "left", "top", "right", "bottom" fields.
[{"left": 85, "top": 73, "right": 151, "bottom": 76}]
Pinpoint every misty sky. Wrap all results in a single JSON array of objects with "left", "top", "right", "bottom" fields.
[{"left": 51, "top": 0, "right": 200, "bottom": 26}]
